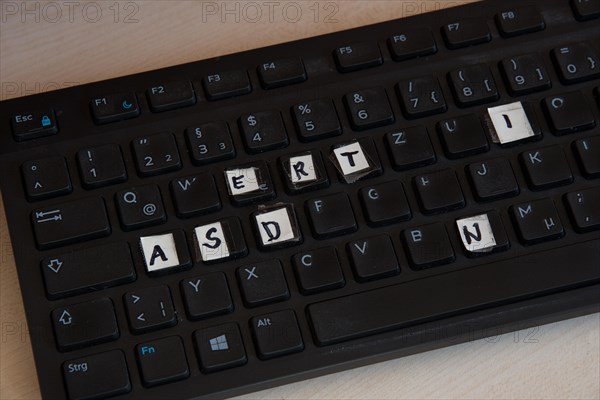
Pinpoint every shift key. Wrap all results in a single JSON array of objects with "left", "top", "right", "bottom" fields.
[{"left": 32, "top": 197, "right": 111, "bottom": 249}]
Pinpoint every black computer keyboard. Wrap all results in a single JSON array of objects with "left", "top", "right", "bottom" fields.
[{"left": 1, "top": 0, "right": 599, "bottom": 398}]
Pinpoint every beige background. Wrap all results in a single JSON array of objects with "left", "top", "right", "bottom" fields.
[{"left": 1, "top": 1, "right": 599, "bottom": 399}]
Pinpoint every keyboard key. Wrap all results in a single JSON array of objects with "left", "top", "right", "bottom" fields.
[
  {"left": 90, "top": 92, "right": 139, "bottom": 124},
  {"left": 573, "top": 136, "right": 600, "bottom": 178},
  {"left": 347, "top": 235, "right": 400, "bottom": 282},
  {"left": 139, "top": 230, "right": 191, "bottom": 275},
  {"left": 306, "top": 193, "right": 357, "bottom": 239},
  {"left": 239, "top": 111, "right": 289, "bottom": 153},
  {"left": 500, "top": 53, "right": 551, "bottom": 96},
  {"left": 136, "top": 336, "right": 189, "bottom": 387},
  {"left": 251, "top": 310, "right": 304, "bottom": 359},
  {"left": 487, "top": 101, "right": 542, "bottom": 145},
  {"left": 543, "top": 91, "right": 595, "bottom": 134},
  {"left": 414, "top": 169, "right": 465, "bottom": 214},
  {"left": 343, "top": 87, "right": 394, "bottom": 130},
  {"left": 279, "top": 150, "right": 329, "bottom": 194},
  {"left": 552, "top": 43, "right": 600, "bottom": 84},
  {"left": 171, "top": 174, "right": 221, "bottom": 217},
  {"left": 42, "top": 242, "right": 135, "bottom": 300},
  {"left": 437, "top": 114, "right": 489, "bottom": 158},
  {"left": 402, "top": 223, "right": 455, "bottom": 269},
  {"left": 124, "top": 285, "right": 177, "bottom": 334},
  {"left": 359, "top": 181, "right": 411, "bottom": 226},
  {"left": 52, "top": 298, "right": 119, "bottom": 351},
  {"left": 449, "top": 64, "right": 499, "bottom": 107},
  {"left": 495, "top": 7, "right": 545, "bottom": 37},
  {"left": 251, "top": 204, "right": 302, "bottom": 250},
  {"left": 194, "top": 217, "right": 248, "bottom": 263},
  {"left": 520, "top": 146, "right": 573, "bottom": 190},
  {"left": 194, "top": 323, "right": 247, "bottom": 373},
  {"left": 22, "top": 156, "right": 72, "bottom": 201},
  {"left": 116, "top": 185, "right": 166, "bottom": 230},
  {"left": 258, "top": 57, "right": 307, "bottom": 89},
  {"left": 308, "top": 240, "right": 599, "bottom": 346},
  {"left": 330, "top": 137, "right": 382, "bottom": 183},
  {"left": 146, "top": 80, "right": 196, "bottom": 112},
  {"left": 132, "top": 132, "right": 182, "bottom": 176},
  {"left": 511, "top": 199, "right": 564, "bottom": 244},
  {"left": 203, "top": 70, "right": 251, "bottom": 100},
  {"left": 224, "top": 161, "right": 275, "bottom": 206},
  {"left": 397, "top": 76, "right": 447, "bottom": 118},
  {"left": 11, "top": 108, "right": 58, "bottom": 141},
  {"left": 387, "top": 29, "right": 437, "bottom": 61},
  {"left": 442, "top": 19, "right": 491, "bottom": 49},
  {"left": 63, "top": 350, "right": 131, "bottom": 400},
  {"left": 292, "top": 247, "right": 345, "bottom": 294},
  {"left": 77, "top": 144, "right": 127, "bottom": 189},
  {"left": 31, "top": 197, "right": 110, "bottom": 249},
  {"left": 334, "top": 42, "right": 383, "bottom": 72},
  {"left": 185, "top": 121, "right": 235, "bottom": 165},
  {"left": 571, "top": 0, "right": 600, "bottom": 20},
  {"left": 385, "top": 126, "right": 436, "bottom": 170},
  {"left": 455, "top": 211, "right": 510, "bottom": 256},
  {"left": 237, "top": 260, "right": 290, "bottom": 307},
  {"left": 565, "top": 187, "right": 600, "bottom": 232},
  {"left": 181, "top": 272, "right": 233, "bottom": 320},
  {"left": 291, "top": 99, "right": 342, "bottom": 141},
  {"left": 467, "top": 158, "right": 519, "bottom": 201}
]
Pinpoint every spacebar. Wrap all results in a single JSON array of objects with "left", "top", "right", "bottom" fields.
[{"left": 307, "top": 239, "right": 600, "bottom": 346}]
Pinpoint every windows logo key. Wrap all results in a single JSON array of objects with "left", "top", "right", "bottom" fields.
[{"left": 209, "top": 335, "right": 229, "bottom": 351}]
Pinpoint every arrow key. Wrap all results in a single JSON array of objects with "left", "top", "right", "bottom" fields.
[
  {"left": 125, "top": 285, "right": 176, "bottom": 334},
  {"left": 52, "top": 298, "right": 119, "bottom": 351}
]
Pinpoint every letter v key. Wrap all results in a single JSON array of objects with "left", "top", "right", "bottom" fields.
[{"left": 354, "top": 241, "right": 367, "bottom": 255}]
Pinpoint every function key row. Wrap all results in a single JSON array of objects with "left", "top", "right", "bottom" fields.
[
  {"left": 88, "top": 41, "right": 599, "bottom": 131},
  {"left": 12, "top": 42, "right": 598, "bottom": 143},
  {"left": 89, "top": 58, "right": 307, "bottom": 125}
]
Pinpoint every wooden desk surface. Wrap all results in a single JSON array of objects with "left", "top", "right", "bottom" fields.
[{"left": 1, "top": 1, "right": 598, "bottom": 399}]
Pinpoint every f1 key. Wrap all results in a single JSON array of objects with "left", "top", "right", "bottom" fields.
[
  {"left": 31, "top": 197, "right": 111, "bottom": 249},
  {"left": 91, "top": 92, "right": 140, "bottom": 124}
]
